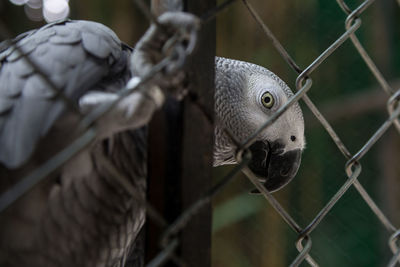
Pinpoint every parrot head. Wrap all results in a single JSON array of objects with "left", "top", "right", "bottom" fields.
[{"left": 214, "top": 58, "right": 305, "bottom": 193}]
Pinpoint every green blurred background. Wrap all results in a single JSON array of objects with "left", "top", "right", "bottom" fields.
[{"left": 1, "top": 0, "right": 400, "bottom": 266}]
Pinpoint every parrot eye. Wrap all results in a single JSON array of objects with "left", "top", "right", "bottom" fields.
[{"left": 261, "top": 92, "right": 275, "bottom": 109}]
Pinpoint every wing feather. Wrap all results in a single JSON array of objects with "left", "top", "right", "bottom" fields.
[{"left": 0, "top": 20, "right": 132, "bottom": 168}]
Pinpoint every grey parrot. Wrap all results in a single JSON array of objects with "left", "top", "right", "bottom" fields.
[{"left": 0, "top": 11, "right": 304, "bottom": 267}]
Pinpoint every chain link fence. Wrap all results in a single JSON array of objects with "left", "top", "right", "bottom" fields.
[{"left": 0, "top": 0, "right": 399, "bottom": 266}]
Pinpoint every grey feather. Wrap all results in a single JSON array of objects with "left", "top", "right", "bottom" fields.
[
  {"left": 11, "top": 56, "right": 35, "bottom": 77},
  {"left": 0, "top": 64, "right": 24, "bottom": 97},
  {"left": 0, "top": 20, "right": 132, "bottom": 168},
  {"left": 0, "top": 98, "right": 13, "bottom": 115},
  {"left": 49, "top": 26, "right": 81, "bottom": 44}
]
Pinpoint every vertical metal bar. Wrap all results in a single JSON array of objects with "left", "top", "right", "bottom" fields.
[
  {"left": 179, "top": 1, "right": 215, "bottom": 266},
  {"left": 147, "top": 1, "right": 215, "bottom": 266},
  {"left": 179, "top": 0, "right": 215, "bottom": 264},
  {"left": 146, "top": 1, "right": 184, "bottom": 264}
]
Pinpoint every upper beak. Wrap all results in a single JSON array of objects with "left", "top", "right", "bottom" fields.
[{"left": 248, "top": 140, "right": 302, "bottom": 193}]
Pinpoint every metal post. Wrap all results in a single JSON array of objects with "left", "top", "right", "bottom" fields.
[
  {"left": 147, "top": 0, "right": 215, "bottom": 266},
  {"left": 180, "top": 1, "right": 215, "bottom": 266}
]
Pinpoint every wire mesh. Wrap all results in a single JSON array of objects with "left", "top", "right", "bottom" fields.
[{"left": 0, "top": 0, "right": 399, "bottom": 266}]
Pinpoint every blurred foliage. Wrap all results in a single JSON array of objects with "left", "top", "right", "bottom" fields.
[{"left": 1, "top": 0, "right": 400, "bottom": 266}]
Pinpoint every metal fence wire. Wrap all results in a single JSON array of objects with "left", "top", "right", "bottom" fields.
[{"left": 0, "top": 0, "right": 399, "bottom": 266}]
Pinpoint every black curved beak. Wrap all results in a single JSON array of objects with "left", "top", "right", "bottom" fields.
[{"left": 248, "top": 140, "right": 302, "bottom": 193}]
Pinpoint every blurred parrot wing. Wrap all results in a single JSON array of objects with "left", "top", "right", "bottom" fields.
[{"left": 0, "top": 20, "right": 132, "bottom": 169}]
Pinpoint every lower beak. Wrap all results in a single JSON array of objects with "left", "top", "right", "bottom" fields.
[{"left": 248, "top": 141, "right": 302, "bottom": 193}]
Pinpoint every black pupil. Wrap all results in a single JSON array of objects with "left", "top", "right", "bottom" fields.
[{"left": 264, "top": 96, "right": 271, "bottom": 103}]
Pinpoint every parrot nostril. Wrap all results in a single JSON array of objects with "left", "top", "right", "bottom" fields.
[
  {"left": 280, "top": 167, "right": 290, "bottom": 177},
  {"left": 290, "top": 135, "right": 296, "bottom": 142}
]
